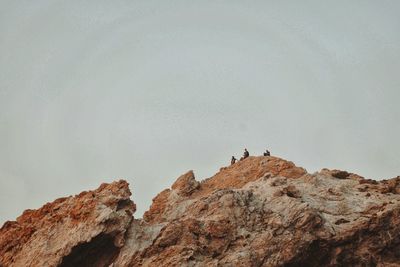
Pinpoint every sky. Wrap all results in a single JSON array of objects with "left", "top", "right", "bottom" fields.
[{"left": 1, "top": 1, "right": 400, "bottom": 225}]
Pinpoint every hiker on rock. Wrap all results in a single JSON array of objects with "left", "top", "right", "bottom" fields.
[
  {"left": 231, "top": 156, "right": 237, "bottom": 165},
  {"left": 241, "top": 148, "right": 249, "bottom": 160},
  {"left": 264, "top": 149, "right": 270, "bottom": 156}
]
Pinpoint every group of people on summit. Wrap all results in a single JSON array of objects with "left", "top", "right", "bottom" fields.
[{"left": 230, "top": 148, "right": 270, "bottom": 165}]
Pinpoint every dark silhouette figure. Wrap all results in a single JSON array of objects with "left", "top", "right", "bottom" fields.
[
  {"left": 263, "top": 149, "right": 271, "bottom": 156},
  {"left": 231, "top": 156, "right": 237, "bottom": 165},
  {"left": 242, "top": 148, "right": 249, "bottom": 160}
]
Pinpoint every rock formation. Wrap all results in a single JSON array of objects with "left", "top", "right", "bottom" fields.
[
  {"left": 0, "top": 180, "right": 135, "bottom": 267},
  {"left": 1, "top": 156, "right": 400, "bottom": 266}
]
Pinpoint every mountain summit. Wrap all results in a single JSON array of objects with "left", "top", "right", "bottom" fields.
[{"left": 1, "top": 156, "right": 400, "bottom": 266}]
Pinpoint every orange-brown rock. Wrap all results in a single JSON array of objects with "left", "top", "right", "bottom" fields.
[
  {"left": 143, "top": 156, "right": 306, "bottom": 224},
  {"left": 171, "top": 170, "right": 200, "bottom": 196},
  {"left": 0, "top": 180, "right": 135, "bottom": 267},
  {"left": 2, "top": 156, "right": 400, "bottom": 266}
]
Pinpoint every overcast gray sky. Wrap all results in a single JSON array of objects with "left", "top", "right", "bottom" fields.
[{"left": 1, "top": 1, "right": 400, "bottom": 225}]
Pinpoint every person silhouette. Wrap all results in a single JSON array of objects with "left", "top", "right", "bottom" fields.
[
  {"left": 231, "top": 156, "right": 237, "bottom": 165},
  {"left": 243, "top": 148, "right": 249, "bottom": 159}
]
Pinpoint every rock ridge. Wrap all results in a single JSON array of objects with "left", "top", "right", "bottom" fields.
[{"left": 1, "top": 156, "right": 400, "bottom": 266}]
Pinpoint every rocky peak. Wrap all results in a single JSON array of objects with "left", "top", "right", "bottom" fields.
[
  {"left": 171, "top": 170, "right": 200, "bottom": 196},
  {"left": 1, "top": 156, "right": 400, "bottom": 266},
  {"left": 0, "top": 180, "right": 135, "bottom": 267}
]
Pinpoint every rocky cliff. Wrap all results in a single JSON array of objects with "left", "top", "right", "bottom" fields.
[{"left": 1, "top": 156, "right": 400, "bottom": 266}]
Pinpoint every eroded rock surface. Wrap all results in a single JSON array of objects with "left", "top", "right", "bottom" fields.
[
  {"left": 0, "top": 180, "right": 135, "bottom": 267},
  {"left": 2, "top": 156, "right": 400, "bottom": 266}
]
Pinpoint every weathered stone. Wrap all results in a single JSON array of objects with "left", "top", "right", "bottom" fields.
[
  {"left": 171, "top": 170, "right": 200, "bottom": 196},
  {"left": 0, "top": 180, "right": 134, "bottom": 267},
  {"left": 2, "top": 156, "right": 400, "bottom": 266}
]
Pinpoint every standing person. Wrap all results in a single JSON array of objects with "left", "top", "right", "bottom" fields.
[
  {"left": 231, "top": 156, "right": 237, "bottom": 165},
  {"left": 264, "top": 149, "right": 270, "bottom": 156},
  {"left": 243, "top": 148, "right": 249, "bottom": 159}
]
